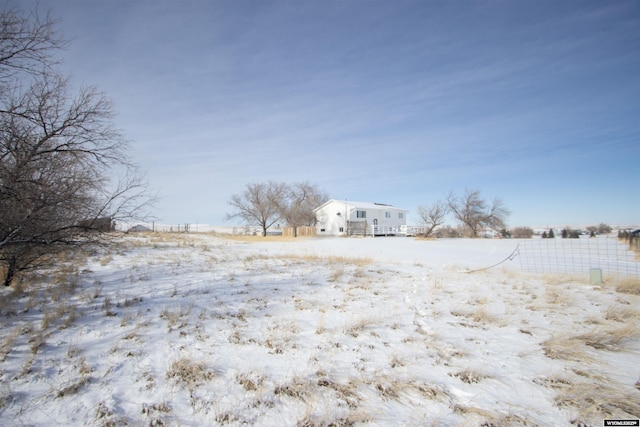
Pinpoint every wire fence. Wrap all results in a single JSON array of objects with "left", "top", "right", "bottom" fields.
[{"left": 517, "top": 238, "right": 639, "bottom": 280}]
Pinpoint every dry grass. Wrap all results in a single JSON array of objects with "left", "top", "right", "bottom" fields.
[
  {"left": 166, "top": 357, "right": 215, "bottom": 388},
  {"left": 235, "top": 371, "right": 265, "bottom": 391},
  {"left": 28, "top": 328, "right": 46, "bottom": 355},
  {"left": 449, "top": 300, "right": 499, "bottom": 325},
  {"left": 604, "top": 304, "right": 640, "bottom": 323},
  {"left": 471, "top": 302, "right": 500, "bottom": 324},
  {"left": 216, "top": 233, "right": 302, "bottom": 243},
  {"left": 343, "top": 317, "right": 377, "bottom": 338},
  {"left": 160, "top": 305, "right": 192, "bottom": 331},
  {"left": 552, "top": 377, "right": 640, "bottom": 425},
  {"left": 452, "top": 404, "right": 534, "bottom": 426},
  {"left": 542, "top": 335, "right": 598, "bottom": 363},
  {"left": 615, "top": 277, "right": 640, "bottom": 295},
  {"left": 544, "top": 286, "right": 572, "bottom": 306},
  {"left": 3, "top": 234, "right": 638, "bottom": 425},
  {"left": 575, "top": 324, "right": 639, "bottom": 351},
  {"left": 449, "top": 369, "right": 489, "bottom": 384},
  {"left": 281, "top": 253, "right": 373, "bottom": 267},
  {"left": 543, "top": 323, "right": 638, "bottom": 363},
  {"left": 328, "top": 265, "right": 345, "bottom": 282},
  {"left": 56, "top": 376, "right": 91, "bottom": 398},
  {"left": 297, "top": 411, "right": 371, "bottom": 427},
  {"left": 274, "top": 376, "right": 311, "bottom": 400},
  {"left": 541, "top": 274, "right": 585, "bottom": 285},
  {"left": 0, "top": 327, "right": 20, "bottom": 362}
]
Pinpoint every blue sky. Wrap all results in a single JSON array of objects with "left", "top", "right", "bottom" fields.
[{"left": 18, "top": 0, "right": 639, "bottom": 227}]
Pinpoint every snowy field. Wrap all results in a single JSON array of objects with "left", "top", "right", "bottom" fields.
[{"left": 0, "top": 234, "right": 639, "bottom": 426}]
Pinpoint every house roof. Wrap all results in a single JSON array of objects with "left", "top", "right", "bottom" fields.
[{"left": 314, "top": 199, "right": 408, "bottom": 213}]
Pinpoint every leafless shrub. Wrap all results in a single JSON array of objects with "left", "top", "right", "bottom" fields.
[{"left": 511, "top": 227, "right": 534, "bottom": 238}]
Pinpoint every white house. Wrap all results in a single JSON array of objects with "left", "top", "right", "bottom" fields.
[{"left": 314, "top": 199, "right": 408, "bottom": 236}]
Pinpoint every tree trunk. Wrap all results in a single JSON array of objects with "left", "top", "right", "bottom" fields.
[{"left": 2, "top": 258, "right": 17, "bottom": 287}]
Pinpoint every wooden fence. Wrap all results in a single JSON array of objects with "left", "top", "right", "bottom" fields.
[{"left": 281, "top": 226, "right": 316, "bottom": 237}]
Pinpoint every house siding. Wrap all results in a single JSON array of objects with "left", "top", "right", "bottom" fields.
[{"left": 314, "top": 200, "right": 408, "bottom": 236}]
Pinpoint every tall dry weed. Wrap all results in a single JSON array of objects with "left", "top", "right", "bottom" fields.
[{"left": 615, "top": 277, "right": 640, "bottom": 295}]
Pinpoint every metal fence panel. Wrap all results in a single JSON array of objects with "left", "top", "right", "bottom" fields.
[{"left": 517, "top": 238, "right": 639, "bottom": 280}]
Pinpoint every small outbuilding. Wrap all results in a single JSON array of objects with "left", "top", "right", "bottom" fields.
[
  {"left": 127, "top": 224, "right": 152, "bottom": 233},
  {"left": 314, "top": 199, "right": 408, "bottom": 236}
]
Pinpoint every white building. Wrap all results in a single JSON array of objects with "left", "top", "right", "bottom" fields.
[{"left": 314, "top": 199, "right": 408, "bottom": 236}]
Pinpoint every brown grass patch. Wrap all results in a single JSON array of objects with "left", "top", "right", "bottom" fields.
[
  {"left": 604, "top": 305, "right": 640, "bottom": 323},
  {"left": 452, "top": 404, "right": 534, "bottom": 426},
  {"left": 542, "top": 335, "right": 598, "bottom": 363},
  {"left": 543, "top": 323, "right": 638, "bottom": 362},
  {"left": 285, "top": 253, "right": 373, "bottom": 266},
  {"left": 449, "top": 369, "right": 489, "bottom": 384},
  {"left": 215, "top": 233, "right": 301, "bottom": 243},
  {"left": 615, "top": 277, "right": 640, "bottom": 295},
  {"left": 274, "top": 377, "right": 310, "bottom": 400},
  {"left": 575, "top": 324, "right": 638, "bottom": 351},
  {"left": 554, "top": 380, "right": 640, "bottom": 424},
  {"left": 166, "top": 358, "right": 215, "bottom": 388}
]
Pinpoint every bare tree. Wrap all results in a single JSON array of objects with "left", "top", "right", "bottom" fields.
[
  {"left": 226, "top": 181, "right": 287, "bottom": 237},
  {"left": 447, "top": 189, "right": 510, "bottom": 238},
  {"left": 416, "top": 200, "right": 448, "bottom": 238},
  {"left": 278, "top": 181, "right": 328, "bottom": 237},
  {"left": 0, "top": 6, "right": 65, "bottom": 88},
  {"left": 1, "top": 7, "right": 151, "bottom": 286}
]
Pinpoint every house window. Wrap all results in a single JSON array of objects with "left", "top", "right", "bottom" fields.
[
  {"left": 385, "top": 212, "right": 391, "bottom": 218},
  {"left": 356, "top": 210, "right": 366, "bottom": 218},
  {"left": 339, "top": 227, "right": 344, "bottom": 232},
  {"left": 398, "top": 213, "right": 404, "bottom": 219}
]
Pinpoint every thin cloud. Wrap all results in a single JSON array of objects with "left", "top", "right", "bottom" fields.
[{"left": 22, "top": 0, "right": 640, "bottom": 226}]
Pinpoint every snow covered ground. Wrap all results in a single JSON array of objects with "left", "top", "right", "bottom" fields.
[{"left": 0, "top": 234, "right": 638, "bottom": 426}]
